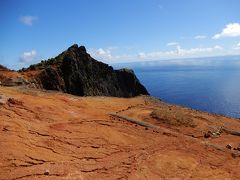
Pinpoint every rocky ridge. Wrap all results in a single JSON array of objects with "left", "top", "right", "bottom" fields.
[{"left": 12, "top": 44, "right": 148, "bottom": 97}]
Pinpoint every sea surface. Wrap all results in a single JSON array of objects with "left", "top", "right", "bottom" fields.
[{"left": 113, "top": 56, "right": 240, "bottom": 118}]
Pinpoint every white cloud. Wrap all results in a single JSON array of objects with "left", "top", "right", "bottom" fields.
[
  {"left": 19, "top": 50, "right": 37, "bottom": 62},
  {"left": 138, "top": 50, "right": 176, "bottom": 60},
  {"left": 167, "top": 42, "right": 179, "bottom": 46},
  {"left": 137, "top": 45, "right": 223, "bottom": 60},
  {"left": 138, "top": 52, "right": 146, "bottom": 59},
  {"left": 89, "top": 45, "right": 225, "bottom": 63},
  {"left": 20, "top": 16, "right": 37, "bottom": 26},
  {"left": 92, "top": 48, "right": 113, "bottom": 60},
  {"left": 213, "top": 23, "right": 240, "bottom": 39},
  {"left": 176, "top": 45, "right": 222, "bottom": 56},
  {"left": 233, "top": 42, "right": 240, "bottom": 50},
  {"left": 194, "top": 35, "right": 207, "bottom": 39}
]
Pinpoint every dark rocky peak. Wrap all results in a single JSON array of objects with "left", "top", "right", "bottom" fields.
[
  {"left": 19, "top": 44, "right": 149, "bottom": 97},
  {"left": 79, "top": 46, "right": 87, "bottom": 53},
  {"left": 67, "top": 44, "right": 87, "bottom": 54},
  {"left": 67, "top": 44, "right": 79, "bottom": 51},
  {"left": 19, "top": 44, "right": 89, "bottom": 72}
]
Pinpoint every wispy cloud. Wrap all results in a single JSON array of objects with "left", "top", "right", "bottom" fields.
[
  {"left": 167, "top": 42, "right": 179, "bottom": 46},
  {"left": 213, "top": 23, "right": 240, "bottom": 39},
  {"left": 176, "top": 45, "right": 222, "bottom": 55},
  {"left": 19, "top": 50, "right": 37, "bottom": 63},
  {"left": 233, "top": 42, "right": 240, "bottom": 50},
  {"left": 194, "top": 35, "right": 207, "bottom": 39},
  {"left": 90, "top": 45, "right": 224, "bottom": 63},
  {"left": 137, "top": 45, "right": 223, "bottom": 60},
  {"left": 19, "top": 16, "right": 37, "bottom": 26}
]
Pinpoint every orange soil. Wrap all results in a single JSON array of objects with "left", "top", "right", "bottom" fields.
[
  {"left": 0, "top": 69, "right": 40, "bottom": 80},
  {"left": 0, "top": 86, "right": 240, "bottom": 179}
]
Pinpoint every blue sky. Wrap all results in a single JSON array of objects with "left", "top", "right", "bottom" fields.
[{"left": 1, "top": 0, "right": 240, "bottom": 69}]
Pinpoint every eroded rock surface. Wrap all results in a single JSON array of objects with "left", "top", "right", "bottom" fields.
[{"left": 0, "top": 86, "right": 240, "bottom": 179}]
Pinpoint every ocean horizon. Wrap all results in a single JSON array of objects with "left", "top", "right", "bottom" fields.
[{"left": 113, "top": 55, "right": 240, "bottom": 119}]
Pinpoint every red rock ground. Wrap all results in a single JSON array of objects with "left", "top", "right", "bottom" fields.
[{"left": 0, "top": 86, "right": 240, "bottom": 179}]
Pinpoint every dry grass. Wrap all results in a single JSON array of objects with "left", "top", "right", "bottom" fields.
[{"left": 150, "top": 109, "right": 196, "bottom": 127}]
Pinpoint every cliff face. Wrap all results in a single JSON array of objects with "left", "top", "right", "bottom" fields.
[{"left": 26, "top": 44, "right": 149, "bottom": 97}]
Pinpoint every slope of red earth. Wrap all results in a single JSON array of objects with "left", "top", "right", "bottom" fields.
[{"left": 0, "top": 86, "right": 240, "bottom": 179}]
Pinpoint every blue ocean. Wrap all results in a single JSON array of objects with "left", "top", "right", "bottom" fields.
[{"left": 113, "top": 56, "right": 240, "bottom": 118}]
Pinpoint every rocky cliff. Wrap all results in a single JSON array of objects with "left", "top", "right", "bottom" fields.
[{"left": 20, "top": 44, "right": 149, "bottom": 97}]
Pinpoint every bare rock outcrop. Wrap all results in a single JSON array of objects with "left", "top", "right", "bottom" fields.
[{"left": 20, "top": 44, "right": 149, "bottom": 97}]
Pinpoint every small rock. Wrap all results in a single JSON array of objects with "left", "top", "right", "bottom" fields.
[
  {"left": 233, "top": 144, "right": 240, "bottom": 151},
  {"left": 232, "top": 152, "right": 240, "bottom": 158},
  {"left": 204, "top": 129, "right": 221, "bottom": 138},
  {"left": 226, "top": 144, "right": 232, "bottom": 150},
  {"left": 0, "top": 95, "right": 8, "bottom": 105},
  {"left": 7, "top": 98, "right": 23, "bottom": 106},
  {"left": 44, "top": 169, "right": 50, "bottom": 175},
  {"left": 204, "top": 132, "right": 211, "bottom": 138},
  {"left": 237, "top": 144, "right": 240, "bottom": 151}
]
